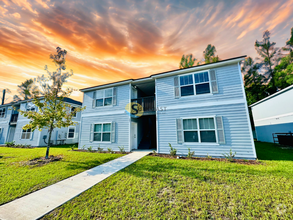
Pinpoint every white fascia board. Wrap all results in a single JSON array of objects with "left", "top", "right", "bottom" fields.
[
  {"left": 151, "top": 58, "right": 245, "bottom": 79},
  {"left": 80, "top": 80, "right": 133, "bottom": 92}
]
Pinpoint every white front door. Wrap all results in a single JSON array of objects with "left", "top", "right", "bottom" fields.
[{"left": 131, "top": 122, "right": 138, "bottom": 150}]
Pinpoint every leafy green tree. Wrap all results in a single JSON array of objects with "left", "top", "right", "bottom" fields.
[
  {"left": 268, "top": 28, "right": 293, "bottom": 90},
  {"left": 255, "top": 30, "right": 281, "bottom": 93},
  {"left": 242, "top": 57, "right": 267, "bottom": 105},
  {"left": 13, "top": 79, "right": 39, "bottom": 102},
  {"left": 179, "top": 54, "right": 197, "bottom": 69},
  {"left": 19, "top": 47, "right": 84, "bottom": 159},
  {"left": 203, "top": 44, "right": 220, "bottom": 64}
]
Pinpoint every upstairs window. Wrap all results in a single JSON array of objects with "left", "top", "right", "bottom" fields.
[
  {"left": 0, "top": 108, "right": 5, "bottom": 118},
  {"left": 26, "top": 103, "right": 36, "bottom": 112},
  {"left": 95, "top": 88, "right": 113, "bottom": 107},
  {"left": 21, "top": 128, "right": 32, "bottom": 139},
  {"left": 71, "top": 107, "right": 77, "bottom": 117},
  {"left": 179, "top": 71, "right": 211, "bottom": 97}
]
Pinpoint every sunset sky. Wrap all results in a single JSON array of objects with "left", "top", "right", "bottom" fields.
[{"left": 1, "top": 0, "right": 293, "bottom": 102}]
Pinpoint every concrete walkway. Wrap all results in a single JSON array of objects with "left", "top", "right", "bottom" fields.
[{"left": 0, "top": 151, "right": 151, "bottom": 220}]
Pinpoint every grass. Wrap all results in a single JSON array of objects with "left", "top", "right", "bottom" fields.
[
  {"left": 40, "top": 142, "right": 293, "bottom": 219},
  {"left": 0, "top": 144, "right": 122, "bottom": 205}
]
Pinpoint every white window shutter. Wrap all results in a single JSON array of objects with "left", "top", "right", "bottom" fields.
[
  {"left": 174, "top": 76, "right": 180, "bottom": 99},
  {"left": 30, "top": 130, "right": 34, "bottom": 140},
  {"left": 111, "top": 122, "right": 116, "bottom": 143},
  {"left": 176, "top": 119, "right": 183, "bottom": 144},
  {"left": 90, "top": 124, "right": 94, "bottom": 142},
  {"left": 92, "top": 91, "right": 96, "bottom": 108},
  {"left": 113, "top": 88, "right": 117, "bottom": 106},
  {"left": 210, "top": 69, "right": 218, "bottom": 94},
  {"left": 216, "top": 116, "right": 225, "bottom": 144}
]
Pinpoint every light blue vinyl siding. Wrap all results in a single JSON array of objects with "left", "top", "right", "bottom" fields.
[
  {"left": 82, "top": 84, "right": 130, "bottom": 114},
  {"left": 79, "top": 114, "right": 129, "bottom": 151},
  {"left": 255, "top": 122, "right": 293, "bottom": 143},
  {"left": 14, "top": 120, "right": 40, "bottom": 146},
  {"left": 157, "top": 103, "right": 256, "bottom": 159},
  {"left": 156, "top": 64, "right": 244, "bottom": 107}
]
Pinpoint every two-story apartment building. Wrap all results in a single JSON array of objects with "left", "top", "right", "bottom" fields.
[
  {"left": 0, "top": 98, "right": 82, "bottom": 146},
  {"left": 79, "top": 56, "right": 256, "bottom": 159}
]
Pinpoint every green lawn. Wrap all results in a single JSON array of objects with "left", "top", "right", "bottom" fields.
[
  {"left": 0, "top": 145, "right": 122, "bottom": 205},
  {"left": 41, "top": 142, "right": 293, "bottom": 219}
]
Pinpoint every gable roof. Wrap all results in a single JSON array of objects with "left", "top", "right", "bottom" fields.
[
  {"left": 80, "top": 55, "right": 246, "bottom": 92},
  {"left": 249, "top": 84, "right": 293, "bottom": 107},
  {"left": 0, "top": 97, "right": 82, "bottom": 107}
]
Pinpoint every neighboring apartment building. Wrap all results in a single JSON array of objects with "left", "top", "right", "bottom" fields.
[
  {"left": 250, "top": 84, "right": 293, "bottom": 144},
  {"left": 79, "top": 56, "right": 256, "bottom": 159},
  {"left": 0, "top": 98, "right": 82, "bottom": 146}
]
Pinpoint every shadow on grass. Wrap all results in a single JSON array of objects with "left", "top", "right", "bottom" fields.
[
  {"left": 255, "top": 141, "right": 293, "bottom": 161},
  {"left": 64, "top": 158, "right": 117, "bottom": 171}
]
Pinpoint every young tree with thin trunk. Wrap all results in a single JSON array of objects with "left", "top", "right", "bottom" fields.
[{"left": 19, "top": 47, "right": 84, "bottom": 159}]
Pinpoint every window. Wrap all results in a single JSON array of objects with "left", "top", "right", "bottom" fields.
[
  {"left": 71, "top": 107, "right": 77, "bottom": 117},
  {"left": 93, "top": 123, "right": 111, "bottom": 142},
  {"left": 0, "top": 108, "right": 5, "bottom": 118},
  {"left": 67, "top": 127, "right": 75, "bottom": 139},
  {"left": 26, "top": 103, "right": 36, "bottom": 112},
  {"left": 183, "top": 117, "right": 216, "bottom": 143},
  {"left": 95, "top": 88, "right": 113, "bottom": 107},
  {"left": 179, "top": 71, "right": 211, "bottom": 97},
  {"left": 21, "top": 128, "right": 32, "bottom": 139}
]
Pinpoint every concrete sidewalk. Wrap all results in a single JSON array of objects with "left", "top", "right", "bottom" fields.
[{"left": 0, "top": 151, "right": 150, "bottom": 220}]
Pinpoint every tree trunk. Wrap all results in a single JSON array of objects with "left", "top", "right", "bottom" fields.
[{"left": 45, "top": 125, "right": 53, "bottom": 159}]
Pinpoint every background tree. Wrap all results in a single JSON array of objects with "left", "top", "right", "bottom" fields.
[
  {"left": 19, "top": 47, "right": 84, "bottom": 159},
  {"left": 13, "top": 79, "right": 39, "bottom": 102},
  {"left": 254, "top": 30, "right": 281, "bottom": 93},
  {"left": 242, "top": 57, "right": 267, "bottom": 105},
  {"left": 203, "top": 44, "right": 220, "bottom": 64},
  {"left": 179, "top": 54, "right": 197, "bottom": 69}
]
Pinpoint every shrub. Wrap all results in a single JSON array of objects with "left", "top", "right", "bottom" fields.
[
  {"left": 5, "top": 141, "right": 15, "bottom": 147},
  {"left": 97, "top": 147, "right": 103, "bottom": 153},
  {"left": 206, "top": 154, "right": 212, "bottom": 159},
  {"left": 152, "top": 150, "right": 157, "bottom": 156},
  {"left": 118, "top": 146, "right": 126, "bottom": 154},
  {"left": 222, "top": 149, "right": 236, "bottom": 162},
  {"left": 87, "top": 146, "right": 93, "bottom": 152},
  {"left": 71, "top": 145, "right": 75, "bottom": 151},
  {"left": 169, "top": 143, "right": 177, "bottom": 157},
  {"left": 187, "top": 148, "right": 194, "bottom": 158},
  {"left": 107, "top": 147, "right": 114, "bottom": 154}
]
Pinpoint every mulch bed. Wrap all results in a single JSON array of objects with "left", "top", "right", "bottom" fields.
[
  {"left": 74, "top": 149, "right": 130, "bottom": 154},
  {"left": 23, "top": 155, "right": 63, "bottom": 167},
  {"left": 0, "top": 145, "right": 35, "bottom": 149},
  {"left": 149, "top": 153, "right": 262, "bottom": 165}
]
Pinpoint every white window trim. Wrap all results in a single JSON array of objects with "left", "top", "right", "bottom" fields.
[
  {"left": 26, "top": 103, "right": 36, "bottom": 112},
  {"left": 21, "top": 127, "right": 32, "bottom": 140},
  {"left": 67, "top": 126, "right": 75, "bottom": 139},
  {"left": 95, "top": 88, "right": 113, "bottom": 108},
  {"left": 179, "top": 70, "right": 212, "bottom": 98},
  {"left": 93, "top": 122, "right": 112, "bottom": 143},
  {"left": 0, "top": 108, "right": 6, "bottom": 118},
  {"left": 181, "top": 116, "right": 219, "bottom": 144}
]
